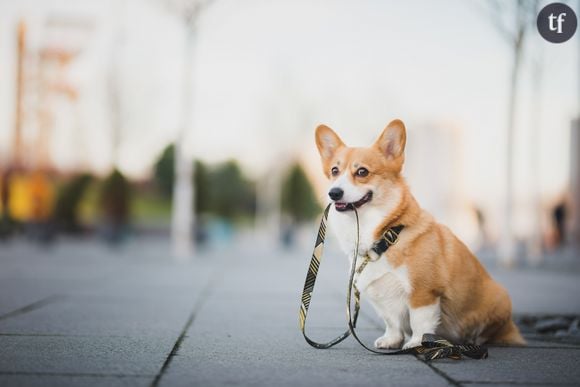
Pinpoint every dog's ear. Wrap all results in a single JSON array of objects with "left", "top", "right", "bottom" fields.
[
  {"left": 315, "top": 124, "right": 344, "bottom": 165},
  {"left": 374, "top": 119, "right": 406, "bottom": 161}
]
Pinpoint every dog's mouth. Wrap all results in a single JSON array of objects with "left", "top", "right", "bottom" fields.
[{"left": 334, "top": 191, "right": 373, "bottom": 212}]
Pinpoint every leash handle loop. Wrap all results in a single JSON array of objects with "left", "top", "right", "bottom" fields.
[{"left": 299, "top": 204, "right": 353, "bottom": 349}]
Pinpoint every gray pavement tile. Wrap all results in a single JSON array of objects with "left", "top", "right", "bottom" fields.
[
  {"left": 159, "top": 359, "right": 452, "bottom": 387},
  {"left": 431, "top": 346, "right": 580, "bottom": 385},
  {"left": 194, "top": 283, "right": 385, "bottom": 337},
  {"left": 491, "top": 270, "right": 580, "bottom": 315},
  {"left": 200, "top": 295, "right": 346, "bottom": 330},
  {"left": 215, "top": 255, "right": 347, "bottom": 295},
  {"left": 161, "top": 339, "right": 450, "bottom": 387},
  {"left": 0, "top": 297, "right": 194, "bottom": 337},
  {"left": 0, "top": 259, "right": 214, "bottom": 338},
  {"left": 0, "top": 375, "right": 151, "bottom": 387},
  {"left": 519, "top": 339, "right": 580, "bottom": 348},
  {"left": 158, "top": 289, "right": 451, "bottom": 387},
  {"left": 0, "top": 335, "right": 172, "bottom": 376},
  {"left": 463, "top": 384, "right": 577, "bottom": 387},
  {"left": 91, "top": 263, "right": 216, "bottom": 297},
  {"left": 0, "top": 281, "right": 62, "bottom": 317},
  {"left": 188, "top": 295, "right": 382, "bottom": 342},
  {"left": 0, "top": 295, "right": 62, "bottom": 323}
]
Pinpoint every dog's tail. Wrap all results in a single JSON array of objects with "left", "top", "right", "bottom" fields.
[{"left": 490, "top": 320, "right": 526, "bottom": 345}]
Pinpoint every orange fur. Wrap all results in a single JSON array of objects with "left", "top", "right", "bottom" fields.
[{"left": 315, "top": 120, "right": 525, "bottom": 346}]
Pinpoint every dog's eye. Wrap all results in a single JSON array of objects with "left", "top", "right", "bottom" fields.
[
  {"left": 331, "top": 167, "right": 339, "bottom": 176},
  {"left": 356, "top": 167, "right": 369, "bottom": 177}
]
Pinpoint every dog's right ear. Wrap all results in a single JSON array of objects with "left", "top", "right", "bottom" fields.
[
  {"left": 374, "top": 119, "right": 406, "bottom": 160},
  {"left": 373, "top": 119, "right": 406, "bottom": 172},
  {"left": 315, "top": 124, "right": 344, "bottom": 166}
]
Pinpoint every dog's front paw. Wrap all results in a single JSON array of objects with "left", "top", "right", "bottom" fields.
[
  {"left": 402, "top": 337, "right": 422, "bottom": 350},
  {"left": 374, "top": 334, "right": 403, "bottom": 349}
]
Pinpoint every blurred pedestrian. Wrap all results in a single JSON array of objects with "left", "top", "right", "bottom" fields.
[
  {"left": 552, "top": 201, "right": 567, "bottom": 248},
  {"left": 99, "top": 169, "right": 131, "bottom": 245}
]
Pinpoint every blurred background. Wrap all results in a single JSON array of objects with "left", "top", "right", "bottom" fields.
[{"left": 0, "top": 0, "right": 578, "bottom": 268}]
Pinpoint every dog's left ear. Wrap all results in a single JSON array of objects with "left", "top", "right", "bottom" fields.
[
  {"left": 315, "top": 124, "right": 344, "bottom": 164},
  {"left": 374, "top": 119, "right": 406, "bottom": 161}
]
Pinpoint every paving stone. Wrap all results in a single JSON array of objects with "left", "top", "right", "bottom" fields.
[
  {"left": 462, "top": 384, "right": 556, "bottom": 387},
  {"left": 0, "top": 296, "right": 194, "bottom": 337},
  {"left": 0, "top": 279, "right": 81, "bottom": 317},
  {"left": 0, "top": 335, "right": 171, "bottom": 376},
  {"left": 158, "top": 288, "right": 450, "bottom": 387},
  {"left": 0, "top": 375, "right": 151, "bottom": 387},
  {"left": 431, "top": 346, "right": 580, "bottom": 385},
  {"left": 161, "top": 332, "right": 450, "bottom": 387},
  {"left": 518, "top": 338, "right": 580, "bottom": 348},
  {"left": 160, "top": 358, "right": 451, "bottom": 387},
  {"left": 491, "top": 270, "right": 580, "bottom": 315}
]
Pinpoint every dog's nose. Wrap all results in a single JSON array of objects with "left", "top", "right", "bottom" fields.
[{"left": 328, "top": 187, "right": 344, "bottom": 201}]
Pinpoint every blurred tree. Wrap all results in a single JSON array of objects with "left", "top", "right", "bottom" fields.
[
  {"left": 154, "top": 144, "right": 211, "bottom": 213},
  {"left": 153, "top": 149, "right": 255, "bottom": 220},
  {"left": 0, "top": 168, "right": 18, "bottom": 238},
  {"left": 100, "top": 169, "right": 131, "bottom": 244},
  {"left": 281, "top": 163, "right": 320, "bottom": 223},
  {"left": 53, "top": 173, "right": 93, "bottom": 233},
  {"left": 194, "top": 160, "right": 210, "bottom": 214},
  {"left": 153, "top": 144, "right": 175, "bottom": 198},
  {"left": 208, "top": 161, "right": 255, "bottom": 220}
]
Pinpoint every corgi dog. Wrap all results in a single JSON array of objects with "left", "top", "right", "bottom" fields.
[{"left": 315, "top": 119, "right": 525, "bottom": 349}]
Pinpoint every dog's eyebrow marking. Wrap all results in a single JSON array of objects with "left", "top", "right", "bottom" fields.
[{"left": 353, "top": 162, "right": 359, "bottom": 168}]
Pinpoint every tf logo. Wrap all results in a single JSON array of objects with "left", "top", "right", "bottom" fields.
[{"left": 537, "top": 2, "right": 577, "bottom": 43}]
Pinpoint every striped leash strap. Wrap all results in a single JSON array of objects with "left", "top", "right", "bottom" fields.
[
  {"left": 299, "top": 204, "right": 356, "bottom": 349},
  {"left": 299, "top": 204, "right": 489, "bottom": 360}
]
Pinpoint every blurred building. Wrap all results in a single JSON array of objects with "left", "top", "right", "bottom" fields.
[
  {"left": 8, "top": 17, "right": 92, "bottom": 171},
  {"left": 571, "top": 117, "right": 580, "bottom": 245},
  {"left": 404, "top": 122, "right": 478, "bottom": 246}
]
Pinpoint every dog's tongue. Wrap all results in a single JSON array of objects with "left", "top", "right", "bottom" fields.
[{"left": 335, "top": 202, "right": 349, "bottom": 211}]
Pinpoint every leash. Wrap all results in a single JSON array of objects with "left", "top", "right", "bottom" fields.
[
  {"left": 299, "top": 204, "right": 488, "bottom": 361},
  {"left": 299, "top": 205, "right": 354, "bottom": 349}
]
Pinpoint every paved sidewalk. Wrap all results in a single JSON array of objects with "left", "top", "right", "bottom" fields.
[{"left": 0, "top": 238, "right": 579, "bottom": 386}]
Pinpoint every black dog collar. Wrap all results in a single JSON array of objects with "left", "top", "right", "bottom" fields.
[{"left": 370, "top": 225, "right": 405, "bottom": 256}]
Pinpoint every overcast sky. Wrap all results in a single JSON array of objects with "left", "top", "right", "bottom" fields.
[{"left": 0, "top": 0, "right": 578, "bottom": 213}]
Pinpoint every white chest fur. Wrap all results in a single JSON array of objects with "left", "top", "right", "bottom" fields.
[
  {"left": 328, "top": 205, "right": 386, "bottom": 255},
  {"left": 355, "top": 257, "right": 411, "bottom": 295},
  {"left": 328, "top": 204, "right": 412, "bottom": 306}
]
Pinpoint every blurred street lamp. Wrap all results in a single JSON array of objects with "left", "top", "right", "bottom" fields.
[
  {"left": 12, "top": 20, "right": 26, "bottom": 168},
  {"left": 108, "top": 0, "right": 128, "bottom": 170},
  {"left": 527, "top": 54, "right": 544, "bottom": 264},
  {"left": 161, "top": 0, "right": 213, "bottom": 259}
]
